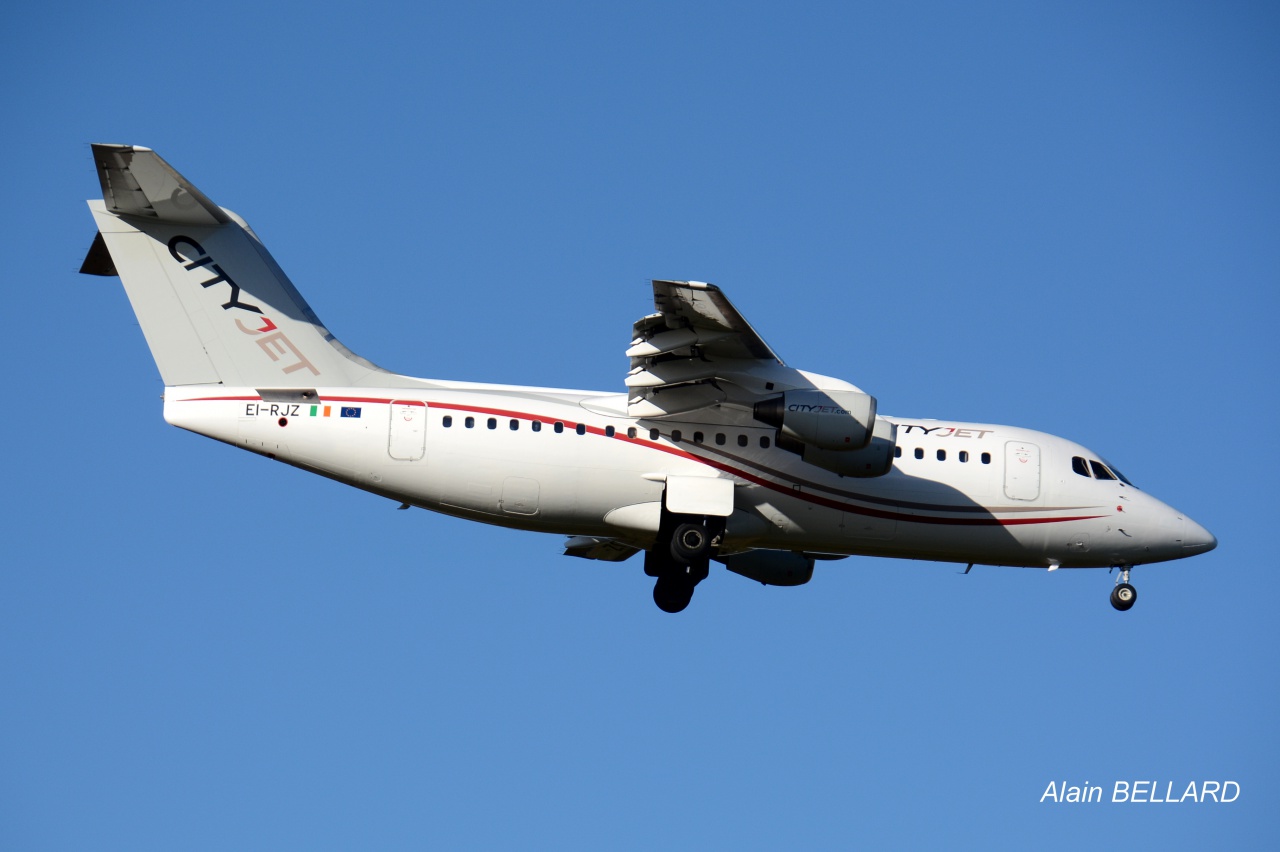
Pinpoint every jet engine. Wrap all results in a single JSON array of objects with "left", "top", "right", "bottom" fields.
[
  {"left": 753, "top": 389, "right": 877, "bottom": 450},
  {"left": 719, "top": 550, "right": 815, "bottom": 586},
  {"left": 795, "top": 418, "right": 897, "bottom": 478},
  {"left": 754, "top": 390, "right": 897, "bottom": 478}
]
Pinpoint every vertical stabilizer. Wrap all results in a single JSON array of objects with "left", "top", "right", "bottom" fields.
[{"left": 83, "top": 144, "right": 379, "bottom": 388}]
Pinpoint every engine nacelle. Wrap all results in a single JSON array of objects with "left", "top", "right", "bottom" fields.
[
  {"left": 753, "top": 390, "right": 877, "bottom": 451},
  {"left": 719, "top": 550, "right": 815, "bottom": 586},
  {"left": 798, "top": 418, "right": 897, "bottom": 478}
]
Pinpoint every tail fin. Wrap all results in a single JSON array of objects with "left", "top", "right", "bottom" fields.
[{"left": 83, "top": 144, "right": 381, "bottom": 388}]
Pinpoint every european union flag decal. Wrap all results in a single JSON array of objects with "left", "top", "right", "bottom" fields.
[{"left": 340, "top": 407, "right": 362, "bottom": 418}]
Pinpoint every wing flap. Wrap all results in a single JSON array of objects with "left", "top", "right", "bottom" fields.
[{"left": 626, "top": 280, "right": 788, "bottom": 418}]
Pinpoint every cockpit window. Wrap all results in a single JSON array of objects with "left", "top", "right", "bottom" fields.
[
  {"left": 1101, "top": 458, "right": 1136, "bottom": 487},
  {"left": 1071, "top": 456, "right": 1091, "bottom": 478},
  {"left": 1089, "top": 460, "right": 1117, "bottom": 481}
]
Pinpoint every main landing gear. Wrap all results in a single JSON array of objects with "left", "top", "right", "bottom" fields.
[
  {"left": 1110, "top": 567, "right": 1137, "bottom": 612},
  {"left": 646, "top": 514, "right": 724, "bottom": 613}
]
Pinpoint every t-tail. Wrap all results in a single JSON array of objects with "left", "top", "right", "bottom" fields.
[{"left": 82, "top": 144, "right": 385, "bottom": 388}]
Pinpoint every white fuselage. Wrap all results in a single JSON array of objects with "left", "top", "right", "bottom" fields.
[
  {"left": 80, "top": 144, "right": 1217, "bottom": 612},
  {"left": 165, "top": 382, "right": 1214, "bottom": 570}
]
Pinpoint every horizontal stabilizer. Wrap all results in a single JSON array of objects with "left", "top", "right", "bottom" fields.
[
  {"left": 91, "top": 144, "right": 229, "bottom": 225},
  {"left": 563, "top": 536, "right": 640, "bottom": 562},
  {"left": 79, "top": 232, "right": 116, "bottom": 276}
]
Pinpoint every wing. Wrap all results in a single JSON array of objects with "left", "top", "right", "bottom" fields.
[
  {"left": 645, "top": 280, "right": 782, "bottom": 363},
  {"left": 626, "top": 280, "right": 800, "bottom": 418}
]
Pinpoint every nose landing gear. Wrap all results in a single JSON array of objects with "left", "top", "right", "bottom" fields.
[{"left": 1110, "top": 568, "right": 1137, "bottom": 611}]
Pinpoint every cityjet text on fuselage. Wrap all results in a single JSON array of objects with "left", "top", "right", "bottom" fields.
[{"left": 898, "top": 424, "right": 994, "bottom": 439}]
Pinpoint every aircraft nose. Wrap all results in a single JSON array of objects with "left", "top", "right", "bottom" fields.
[{"left": 1181, "top": 516, "right": 1217, "bottom": 555}]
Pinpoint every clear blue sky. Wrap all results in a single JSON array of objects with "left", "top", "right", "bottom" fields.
[{"left": 3, "top": 2, "right": 1276, "bottom": 849}]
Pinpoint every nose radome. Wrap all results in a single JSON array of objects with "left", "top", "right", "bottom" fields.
[{"left": 1181, "top": 516, "right": 1217, "bottom": 555}]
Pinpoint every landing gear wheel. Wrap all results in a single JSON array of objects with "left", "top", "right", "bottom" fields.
[
  {"left": 653, "top": 575, "right": 695, "bottom": 613},
  {"left": 1110, "top": 582, "right": 1137, "bottom": 611},
  {"left": 670, "top": 522, "right": 711, "bottom": 564}
]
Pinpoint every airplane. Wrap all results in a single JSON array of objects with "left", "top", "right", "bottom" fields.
[{"left": 81, "top": 144, "right": 1216, "bottom": 613}]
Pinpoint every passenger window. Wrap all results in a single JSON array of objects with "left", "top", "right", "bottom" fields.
[
  {"left": 465, "top": 416, "right": 475, "bottom": 428},
  {"left": 760, "top": 436, "right": 770, "bottom": 448},
  {"left": 981, "top": 452, "right": 991, "bottom": 464},
  {"left": 715, "top": 433, "right": 726, "bottom": 446},
  {"left": 894, "top": 446, "right": 902, "bottom": 458},
  {"left": 554, "top": 421, "right": 564, "bottom": 434},
  {"left": 487, "top": 418, "right": 497, "bottom": 430},
  {"left": 738, "top": 434, "right": 748, "bottom": 447},
  {"left": 532, "top": 421, "right": 541, "bottom": 433},
  {"left": 442, "top": 415, "right": 453, "bottom": 428},
  {"left": 627, "top": 427, "right": 637, "bottom": 439},
  {"left": 650, "top": 428, "right": 660, "bottom": 441},
  {"left": 575, "top": 423, "right": 586, "bottom": 435},
  {"left": 605, "top": 425, "right": 615, "bottom": 437},
  {"left": 1090, "top": 460, "right": 1117, "bottom": 480},
  {"left": 1072, "top": 456, "right": 1091, "bottom": 478},
  {"left": 959, "top": 450, "right": 969, "bottom": 463},
  {"left": 693, "top": 431, "right": 704, "bottom": 444},
  {"left": 914, "top": 448, "right": 924, "bottom": 460},
  {"left": 510, "top": 419, "right": 519, "bottom": 431},
  {"left": 671, "top": 430, "right": 682, "bottom": 442},
  {"left": 937, "top": 449, "right": 946, "bottom": 461}
]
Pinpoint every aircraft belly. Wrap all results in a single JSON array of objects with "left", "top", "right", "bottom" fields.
[{"left": 423, "top": 435, "right": 662, "bottom": 535}]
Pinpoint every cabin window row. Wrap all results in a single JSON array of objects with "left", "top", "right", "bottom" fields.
[
  {"left": 665, "top": 429, "right": 770, "bottom": 449},
  {"left": 440, "top": 415, "right": 588, "bottom": 435},
  {"left": 438, "top": 415, "right": 772, "bottom": 448},
  {"left": 895, "top": 446, "right": 991, "bottom": 464}
]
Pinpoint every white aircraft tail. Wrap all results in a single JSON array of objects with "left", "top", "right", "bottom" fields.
[{"left": 82, "top": 144, "right": 383, "bottom": 388}]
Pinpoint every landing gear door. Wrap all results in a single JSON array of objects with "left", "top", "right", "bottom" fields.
[
  {"left": 388, "top": 400, "right": 427, "bottom": 460},
  {"left": 1003, "top": 440, "right": 1040, "bottom": 501},
  {"left": 664, "top": 476, "right": 734, "bottom": 517}
]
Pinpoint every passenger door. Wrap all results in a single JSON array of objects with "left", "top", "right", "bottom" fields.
[
  {"left": 388, "top": 400, "right": 426, "bottom": 461},
  {"left": 1004, "top": 441, "right": 1040, "bottom": 501}
]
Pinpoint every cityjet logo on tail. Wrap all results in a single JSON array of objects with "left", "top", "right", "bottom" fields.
[{"left": 167, "top": 235, "right": 319, "bottom": 377}]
